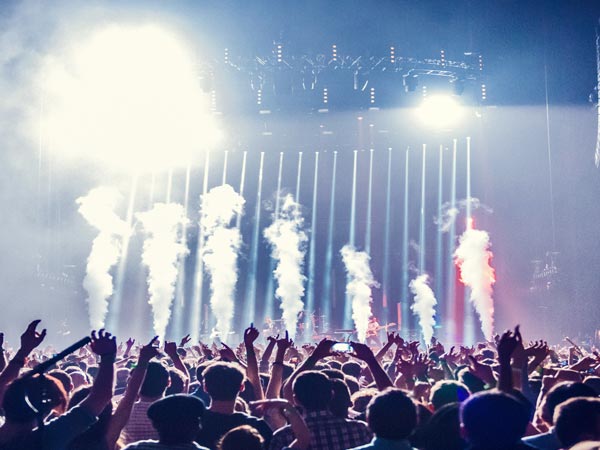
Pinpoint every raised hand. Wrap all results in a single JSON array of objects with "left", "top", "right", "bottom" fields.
[
  {"left": 394, "top": 334, "right": 405, "bottom": 347},
  {"left": 164, "top": 341, "right": 178, "bottom": 357},
  {"left": 90, "top": 329, "right": 117, "bottom": 357},
  {"left": 267, "top": 335, "right": 279, "bottom": 345},
  {"left": 0, "top": 332, "right": 4, "bottom": 349},
  {"left": 497, "top": 326, "right": 522, "bottom": 364},
  {"left": 276, "top": 331, "right": 293, "bottom": 352},
  {"left": 386, "top": 332, "right": 396, "bottom": 346},
  {"left": 350, "top": 341, "right": 376, "bottom": 362},
  {"left": 311, "top": 338, "right": 336, "bottom": 360},
  {"left": 468, "top": 354, "right": 495, "bottom": 386},
  {"left": 219, "top": 343, "right": 238, "bottom": 362},
  {"left": 20, "top": 320, "right": 47, "bottom": 354},
  {"left": 412, "top": 353, "right": 431, "bottom": 380},
  {"left": 139, "top": 336, "right": 160, "bottom": 363},
  {"left": 179, "top": 334, "right": 191, "bottom": 348},
  {"left": 244, "top": 324, "right": 260, "bottom": 347},
  {"left": 126, "top": 337, "right": 135, "bottom": 349}
]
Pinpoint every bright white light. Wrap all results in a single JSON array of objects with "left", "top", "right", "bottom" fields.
[
  {"left": 416, "top": 94, "right": 464, "bottom": 128},
  {"left": 42, "top": 24, "right": 221, "bottom": 171}
]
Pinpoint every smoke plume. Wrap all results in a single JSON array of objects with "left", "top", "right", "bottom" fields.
[
  {"left": 200, "top": 184, "right": 245, "bottom": 341},
  {"left": 454, "top": 227, "right": 496, "bottom": 340},
  {"left": 436, "top": 198, "right": 493, "bottom": 232},
  {"left": 137, "top": 203, "right": 189, "bottom": 339},
  {"left": 340, "top": 245, "right": 378, "bottom": 342},
  {"left": 264, "top": 194, "right": 307, "bottom": 339},
  {"left": 409, "top": 274, "right": 437, "bottom": 344},
  {"left": 76, "top": 187, "right": 129, "bottom": 329}
]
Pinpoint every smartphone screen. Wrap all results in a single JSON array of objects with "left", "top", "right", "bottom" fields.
[{"left": 331, "top": 342, "right": 353, "bottom": 353}]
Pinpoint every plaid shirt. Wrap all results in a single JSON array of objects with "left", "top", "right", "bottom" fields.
[
  {"left": 120, "top": 400, "right": 159, "bottom": 446},
  {"left": 269, "top": 410, "right": 372, "bottom": 450}
]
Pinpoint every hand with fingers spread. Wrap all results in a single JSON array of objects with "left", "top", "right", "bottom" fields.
[
  {"left": 90, "top": 329, "right": 117, "bottom": 358},
  {"left": 19, "top": 320, "right": 47, "bottom": 354},
  {"left": 412, "top": 353, "right": 431, "bottom": 380}
]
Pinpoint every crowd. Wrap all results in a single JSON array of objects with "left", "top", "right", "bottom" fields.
[{"left": 0, "top": 320, "right": 598, "bottom": 450}]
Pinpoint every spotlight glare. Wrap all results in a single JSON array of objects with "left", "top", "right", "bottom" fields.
[
  {"left": 416, "top": 94, "right": 464, "bottom": 128},
  {"left": 41, "top": 24, "right": 221, "bottom": 171}
]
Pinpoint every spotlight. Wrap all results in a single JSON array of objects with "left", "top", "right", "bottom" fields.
[
  {"left": 416, "top": 94, "right": 464, "bottom": 128},
  {"left": 41, "top": 24, "right": 221, "bottom": 171}
]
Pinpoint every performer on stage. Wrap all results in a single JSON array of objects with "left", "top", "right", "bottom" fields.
[{"left": 366, "top": 316, "right": 382, "bottom": 347}]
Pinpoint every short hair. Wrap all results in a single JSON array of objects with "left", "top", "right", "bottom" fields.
[
  {"left": 2, "top": 375, "right": 67, "bottom": 423},
  {"left": 554, "top": 397, "right": 600, "bottom": 448},
  {"left": 351, "top": 388, "right": 379, "bottom": 414},
  {"left": 367, "top": 388, "right": 417, "bottom": 440},
  {"left": 196, "top": 361, "right": 213, "bottom": 383},
  {"left": 342, "top": 361, "right": 362, "bottom": 378},
  {"left": 583, "top": 377, "right": 600, "bottom": 396},
  {"left": 329, "top": 379, "right": 352, "bottom": 418},
  {"left": 429, "top": 380, "right": 470, "bottom": 410},
  {"left": 541, "top": 382, "right": 597, "bottom": 425},
  {"left": 203, "top": 362, "right": 245, "bottom": 401},
  {"left": 140, "top": 362, "right": 170, "bottom": 397},
  {"left": 48, "top": 369, "right": 73, "bottom": 394},
  {"left": 461, "top": 390, "right": 529, "bottom": 449},
  {"left": 420, "top": 403, "right": 465, "bottom": 450},
  {"left": 293, "top": 371, "right": 332, "bottom": 411},
  {"left": 166, "top": 368, "right": 186, "bottom": 396},
  {"left": 218, "top": 425, "right": 264, "bottom": 450}
]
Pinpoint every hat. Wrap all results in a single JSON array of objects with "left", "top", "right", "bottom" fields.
[{"left": 147, "top": 394, "right": 205, "bottom": 424}]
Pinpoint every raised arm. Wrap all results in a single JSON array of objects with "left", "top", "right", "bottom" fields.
[
  {"left": 106, "top": 336, "right": 159, "bottom": 448},
  {"left": 497, "top": 326, "right": 520, "bottom": 393},
  {"left": 266, "top": 332, "right": 292, "bottom": 399},
  {"left": 0, "top": 320, "right": 46, "bottom": 404},
  {"left": 165, "top": 340, "right": 190, "bottom": 392},
  {"left": 79, "top": 329, "right": 117, "bottom": 416},
  {"left": 375, "top": 332, "right": 396, "bottom": 363},
  {"left": 260, "top": 335, "right": 278, "bottom": 373},
  {"left": 282, "top": 338, "right": 335, "bottom": 402},
  {"left": 350, "top": 341, "right": 393, "bottom": 390},
  {"left": 244, "top": 324, "right": 264, "bottom": 401}
]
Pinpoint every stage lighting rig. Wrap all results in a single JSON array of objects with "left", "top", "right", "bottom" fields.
[{"left": 530, "top": 251, "right": 560, "bottom": 291}]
